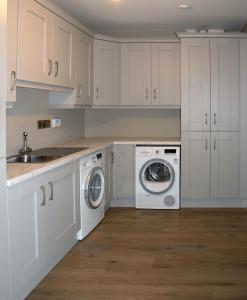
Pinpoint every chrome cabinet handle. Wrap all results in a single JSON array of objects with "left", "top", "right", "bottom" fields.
[
  {"left": 214, "top": 113, "right": 217, "bottom": 125},
  {"left": 96, "top": 87, "right": 100, "bottom": 100},
  {"left": 213, "top": 138, "right": 216, "bottom": 150},
  {"left": 55, "top": 61, "right": 59, "bottom": 77},
  {"left": 146, "top": 88, "right": 149, "bottom": 100},
  {"left": 10, "top": 71, "right": 16, "bottom": 91},
  {"left": 77, "top": 84, "right": 82, "bottom": 98},
  {"left": 205, "top": 113, "right": 208, "bottom": 125},
  {"left": 205, "top": 138, "right": 208, "bottom": 150},
  {"left": 111, "top": 152, "right": 114, "bottom": 164},
  {"left": 40, "top": 186, "right": 46, "bottom": 206},
  {"left": 48, "top": 59, "right": 52, "bottom": 76},
  {"left": 153, "top": 88, "right": 157, "bottom": 100},
  {"left": 48, "top": 181, "right": 54, "bottom": 201}
]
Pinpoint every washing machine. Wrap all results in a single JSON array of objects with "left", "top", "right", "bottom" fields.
[
  {"left": 135, "top": 145, "right": 180, "bottom": 209},
  {"left": 77, "top": 151, "right": 105, "bottom": 240}
]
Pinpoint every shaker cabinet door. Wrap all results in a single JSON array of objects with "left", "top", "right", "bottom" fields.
[
  {"left": 152, "top": 43, "right": 180, "bottom": 106},
  {"left": 121, "top": 43, "right": 152, "bottom": 106},
  {"left": 181, "top": 132, "right": 211, "bottom": 199},
  {"left": 17, "top": 0, "right": 52, "bottom": 84},
  {"left": 210, "top": 38, "right": 240, "bottom": 132},
  {"left": 181, "top": 38, "right": 211, "bottom": 131},
  {"left": 210, "top": 132, "right": 240, "bottom": 198}
]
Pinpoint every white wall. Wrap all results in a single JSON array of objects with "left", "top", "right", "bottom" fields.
[
  {"left": 6, "top": 88, "right": 85, "bottom": 156},
  {"left": 84, "top": 109, "right": 181, "bottom": 138}
]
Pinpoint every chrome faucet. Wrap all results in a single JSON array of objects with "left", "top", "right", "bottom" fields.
[{"left": 19, "top": 132, "right": 32, "bottom": 156}]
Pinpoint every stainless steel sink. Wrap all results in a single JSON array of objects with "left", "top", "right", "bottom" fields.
[
  {"left": 7, "top": 147, "right": 89, "bottom": 164},
  {"left": 7, "top": 154, "right": 64, "bottom": 164}
]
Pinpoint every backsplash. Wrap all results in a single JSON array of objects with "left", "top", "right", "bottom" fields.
[
  {"left": 6, "top": 88, "right": 85, "bottom": 156},
  {"left": 84, "top": 108, "right": 181, "bottom": 138}
]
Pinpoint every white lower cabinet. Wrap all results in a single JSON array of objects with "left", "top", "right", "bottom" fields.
[
  {"left": 182, "top": 132, "right": 240, "bottom": 200},
  {"left": 7, "top": 161, "right": 79, "bottom": 299},
  {"left": 181, "top": 132, "right": 210, "bottom": 199},
  {"left": 112, "top": 145, "right": 135, "bottom": 205},
  {"left": 104, "top": 146, "right": 114, "bottom": 210}
]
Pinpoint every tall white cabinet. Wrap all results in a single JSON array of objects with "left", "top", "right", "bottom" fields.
[{"left": 181, "top": 36, "right": 241, "bottom": 205}]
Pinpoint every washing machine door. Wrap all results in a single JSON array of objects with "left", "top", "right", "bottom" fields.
[
  {"left": 84, "top": 167, "right": 105, "bottom": 208},
  {"left": 139, "top": 159, "right": 175, "bottom": 195}
]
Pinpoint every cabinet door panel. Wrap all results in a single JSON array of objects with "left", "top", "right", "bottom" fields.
[
  {"left": 8, "top": 179, "right": 39, "bottom": 297},
  {"left": 211, "top": 132, "right": 240, "bottom": 198},
  {"left": 52, "top": 162, "right": 77, "bottom": 259},
  {"left": 211, "top": 38, "right": 240, "bottom": 131},
  {"left": 36, "top": 171, "right": 54, "bottom": 271},
  {"left": 113, "top": 145, "right": 134, "bottom": 199},
  {"left": 152, "top": 43, "right": 180, "bottom": 106},
  {"left": 53, "top": 16, "right": 74, "bottom": 88},
  {"left": 181, "top": 132, "right": 210, "bottom": 199},
  {"left": 121, "top": 43, "right": 151, "bottom": 105},
  {"left": 74, "top": 29, "right": 93, "bottom": 105},
  {"left": 17, "top": 0, "right": 52, "bottom": 84},
  {"left": 94, "top": 40, "right": 120, "bottom": 105},
  {"left": 181, "top": 38, "right": 210, "bottom": 131}
]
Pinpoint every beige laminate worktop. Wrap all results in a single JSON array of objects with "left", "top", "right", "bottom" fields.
[{"left": 6, "top": 137, "right": 181, "bottom": 186}]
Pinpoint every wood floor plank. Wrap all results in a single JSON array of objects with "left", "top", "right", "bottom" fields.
[{"left": 27, "top": 208, "right": 247, "bottom": 300}]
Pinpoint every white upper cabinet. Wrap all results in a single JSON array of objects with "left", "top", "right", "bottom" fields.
[
  {"left": 210, "top": 38, "right": 240, "bottom": 132},
  {"left": 52, "top": 15, "right": 74, "bottom": 88},
  {"left": 121, "top": 43, "right": 152, "bottom": 106},
  {"left": 152, "top": 43, "right": 180, "bottom": 106},
  {"left": 210, "top": 132, "right": 240, "bottom": 198},
  {"left": 93, "top": 40, "right": 120, "bottom": 106},
  {"left": 181, "top": 38, "right": 211, "bottom": 131},
  {"left": 181, "top": 38, "right": 240, "bottom": 132},
  {"left": 73, "top": 29, "right": 93, "bottom": 106},
  {"left": 17, "top": 0, "right": 53, "bottom": 85}
]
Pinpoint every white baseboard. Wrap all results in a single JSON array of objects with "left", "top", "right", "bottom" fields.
[
  {"left": 110, "top": 197, "right": 135, "bottom": 207},
  {"left": 181, "top": 198, "right": 247, "bottom": 208}
]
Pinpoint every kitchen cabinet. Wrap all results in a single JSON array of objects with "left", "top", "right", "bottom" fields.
[
  {"left": 152, "top": 43, "right": 180, "bottom": 106},
  {"left": 181, "top": 132, "right": 211, "bottom": 199},
  {"left": 17, "top": 0, "right": 53, "bottom": 85},
  {"left": 181, "top": 38, "right": 211, "bottom": 131},
  {"left": 104, "top": 146, "right": 114, "bottom": 210},
  {"left": 112, "top": 145, "right": 135, "bottom": 204},
  {"left": 210, "top": 38, "right": 240, "bottom": 132},
  {"left": 210, "top": 132, "right": 240, "bottom": 198},
  {"left": 121, "top": 43, "right": 152, "bottom": 106},
  {"left": 6, "top": 0, "right": 18, "bottom": 106},
  {"left": 121, "top": 43, "right": 180, "bottom": 107},
  {"left": 181, "top": 38, "right": 240, "bottom": 132},
  {"left": 73, "top": 29, "right": 93, "bottom": 106},
  {"left": 7, "top": 178, "right": 39, "bottom": 299},
  {"left": 18, "top": 0, "right": 74, "bottom": 89},
  {"left": 93, "top": 39, "right": 120, "bottom": 106},
  {"left": 181, "top": 132, "right": 240, "bottom": 200},
  {"left": 7, "top": 161, "right": 79, "bottom": 299}
]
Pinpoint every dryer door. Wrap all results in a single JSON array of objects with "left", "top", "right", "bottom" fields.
[
  {"left": 139, "top": 159, "right": 175, "bottom": 195},
  {"left": 84, "top": 167, "right": 105, "bottom": 208}
]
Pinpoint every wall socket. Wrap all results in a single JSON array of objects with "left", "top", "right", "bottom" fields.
[{"left": 37, "top": 120, "right": 51, "bottom": 129}]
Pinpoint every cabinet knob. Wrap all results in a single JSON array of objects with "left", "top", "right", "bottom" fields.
[
  {"left": 214, "top": 113, "right": 217, "bottom": 125},
  {"left": 205, "top": 113, "right": 208, "bottom": 125},
  {"left": 96, "top": 87, "right": 100, "bottom": 100},
  {"left": 145, "top": 88, "right": 149, "bottom": 100},
  {"left": 55, "top": 61, "right": 59, "bottom": 77},
  {"left": 213, "top": 138, "right": 216, "bottom": 150},
  {"left": 205, "top": 138, "right": 208, "bottom": 150},
  {"left": 48, "top": 181, "right": 54, "bottom": 201},
  {"left": 48, "top": 59, "right": 53, "bottom": 76},
  {"left": 153, "top": 88, "right": 157, "bottom": 100}
]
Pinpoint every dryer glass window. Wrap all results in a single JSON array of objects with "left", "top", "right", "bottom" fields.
[
  {"left": 89, "top": 173, "right": 102, "bottom": 202},
  {"left": 145, "top": 162, "right": 171, "bottom": 182}
]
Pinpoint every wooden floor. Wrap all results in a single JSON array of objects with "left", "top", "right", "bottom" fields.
[{"left": 27, "top": 208, "right": 247, "bottom": 300}]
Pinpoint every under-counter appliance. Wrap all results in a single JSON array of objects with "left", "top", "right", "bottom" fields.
[
  {"left": 136, "top": 145, "right": 180, "bottom": 209},
  {"left": 77, "top": 151, "right": 105, "bottom": 240}
]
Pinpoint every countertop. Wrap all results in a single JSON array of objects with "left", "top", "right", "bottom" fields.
[{"left": 6, "top": 137, "right": 181, "bottom": 186}]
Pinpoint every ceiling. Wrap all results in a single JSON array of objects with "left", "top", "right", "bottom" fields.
[{"left": 51, "top": 0, "right": 247, "bottom": 34}]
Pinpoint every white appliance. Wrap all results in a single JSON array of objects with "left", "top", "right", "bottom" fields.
[
  {"left": 77, "top": 151, "right": 105, "bottom": 240},
  {"left": 136, "top": 145, "right": 180, "bottom": 209}
]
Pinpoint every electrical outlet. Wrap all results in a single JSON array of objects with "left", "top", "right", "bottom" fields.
[{"left": 37, "top": 120, "right": 51, "bottom": 129}]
